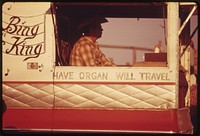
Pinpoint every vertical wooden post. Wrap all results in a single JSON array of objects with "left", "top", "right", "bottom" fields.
[{"left": 167, "top": 2, "right": 179, "bottom": 108}]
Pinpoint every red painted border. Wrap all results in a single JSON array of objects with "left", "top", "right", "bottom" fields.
[{"left": 2, "top": 108, "right": 192, "bottom": 133}]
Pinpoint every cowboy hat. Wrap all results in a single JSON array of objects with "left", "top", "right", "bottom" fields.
[{"left": 78, "top": 16, "right": 108, "bottom": 30}]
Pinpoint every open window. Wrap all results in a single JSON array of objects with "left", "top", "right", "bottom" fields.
[{"left": 53, "top": 2, "right": 168, "bottom": 67}]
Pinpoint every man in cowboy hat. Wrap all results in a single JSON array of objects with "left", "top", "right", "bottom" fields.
[{"left": 69, "top": 16, "right": 116, "bottom": 66}]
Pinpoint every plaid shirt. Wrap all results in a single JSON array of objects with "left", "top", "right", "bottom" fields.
[{"left": 70, "top": 36, "right": 115, "bottom": 66}]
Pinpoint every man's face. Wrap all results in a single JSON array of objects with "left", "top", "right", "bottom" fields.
[{"left": 90, "top": 24, "right": 103, "bottom": 39}]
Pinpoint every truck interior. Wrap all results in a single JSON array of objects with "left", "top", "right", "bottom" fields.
[
  {"left": 52, "top": 2, "right": 197, "bottom": 67},
  {"left": 53, "top": 2, "right": 167, "bottom": 66}
]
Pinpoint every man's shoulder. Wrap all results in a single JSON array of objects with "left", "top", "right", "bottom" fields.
[
  {"left": 75, "top": 37, "right": 93, "bottom": 47},
  {"left": 76, "top": 36, "right": 88, "bottom": 43}
]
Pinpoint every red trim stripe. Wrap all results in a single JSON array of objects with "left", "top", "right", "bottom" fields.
[{"left": 2, "top": 108, "right": 192, "bottom": 133}]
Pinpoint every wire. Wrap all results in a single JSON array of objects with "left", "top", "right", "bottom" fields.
[
  {"left": 162, "top": 5, "right": 167, "bottom": 46},
  {"left": 50, "top": 2, "right": 57, "bottom": 132},
  {"left": 51, "top": 3, "right": 63, "bottom": 66}
]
